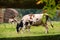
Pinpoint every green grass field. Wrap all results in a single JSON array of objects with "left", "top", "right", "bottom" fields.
[{"left": 0, "top": 21, "right": 60, "bottom": 40}]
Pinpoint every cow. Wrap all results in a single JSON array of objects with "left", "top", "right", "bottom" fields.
[{"left": 16, "top": 13, "right": 53, "bottom": 33}]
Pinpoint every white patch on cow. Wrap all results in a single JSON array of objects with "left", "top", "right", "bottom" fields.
[
  {"left": 32, "top": 14, "right": 43, "bottom": 23},
  {"left": 22, "top": 15, "right": 29, "bottom": 22}
]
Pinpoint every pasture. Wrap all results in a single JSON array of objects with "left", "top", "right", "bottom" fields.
[{"left": 0, "top": 21, "right": 60, "bottom": 40}]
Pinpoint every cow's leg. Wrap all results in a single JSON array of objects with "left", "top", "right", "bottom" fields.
[
  {"left": 26, "top": 26, "right": 31, "bottom": 32},
  {"left": 43, "top": 23, "right": 48, "bottom": 33},
  {"left": 45, "top": 24, "right": 48, "bottom": 33},
  {"left": 22, "top": 21, "right": 30, "bottom": 33},
  {"left": 21, "top": 24, "right": 26, "bottom": 33}
]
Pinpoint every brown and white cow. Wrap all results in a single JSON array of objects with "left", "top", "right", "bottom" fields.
[{"left": 16, "top": 13, "right": 53, "bottom": 33}]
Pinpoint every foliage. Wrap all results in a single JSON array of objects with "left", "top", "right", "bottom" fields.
[
  {"left": 42, "top": 0, "right": 56, "bottom": 19},
  {"left": 57, "top": 4, "right": 60, "bottom": 10}
]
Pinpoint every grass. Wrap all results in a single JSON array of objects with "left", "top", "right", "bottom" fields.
[{"left": 0, "top": 21, "right": 60, "bottom": 40}]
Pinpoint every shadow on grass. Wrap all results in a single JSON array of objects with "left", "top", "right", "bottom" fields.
[{"left": 0, "top": 34, "right": 60, "bottom": 40}]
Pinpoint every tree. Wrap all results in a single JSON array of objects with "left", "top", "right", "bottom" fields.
[{"left": 36, "top": 0, "right": 56, "bottom": 19}]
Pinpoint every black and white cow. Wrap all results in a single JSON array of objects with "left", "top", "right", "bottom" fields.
[{"left": 16, "top": 14, "right": 53, "bottom": 33}]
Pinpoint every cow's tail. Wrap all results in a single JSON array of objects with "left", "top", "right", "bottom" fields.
[
  {"left": 46, "top": 15, "right": 54, "bottom": 28},
  {"left": 49, "top": 19, "right": 54, "bottom": 28}
]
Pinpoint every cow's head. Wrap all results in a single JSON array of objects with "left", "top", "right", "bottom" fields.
[{"left": 16, "top": 20, "right": 23, "bottom": 33}]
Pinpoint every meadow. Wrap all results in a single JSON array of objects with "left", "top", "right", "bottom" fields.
[{"left": 0, "top": 21, "right": 60, "bottom": 40}]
